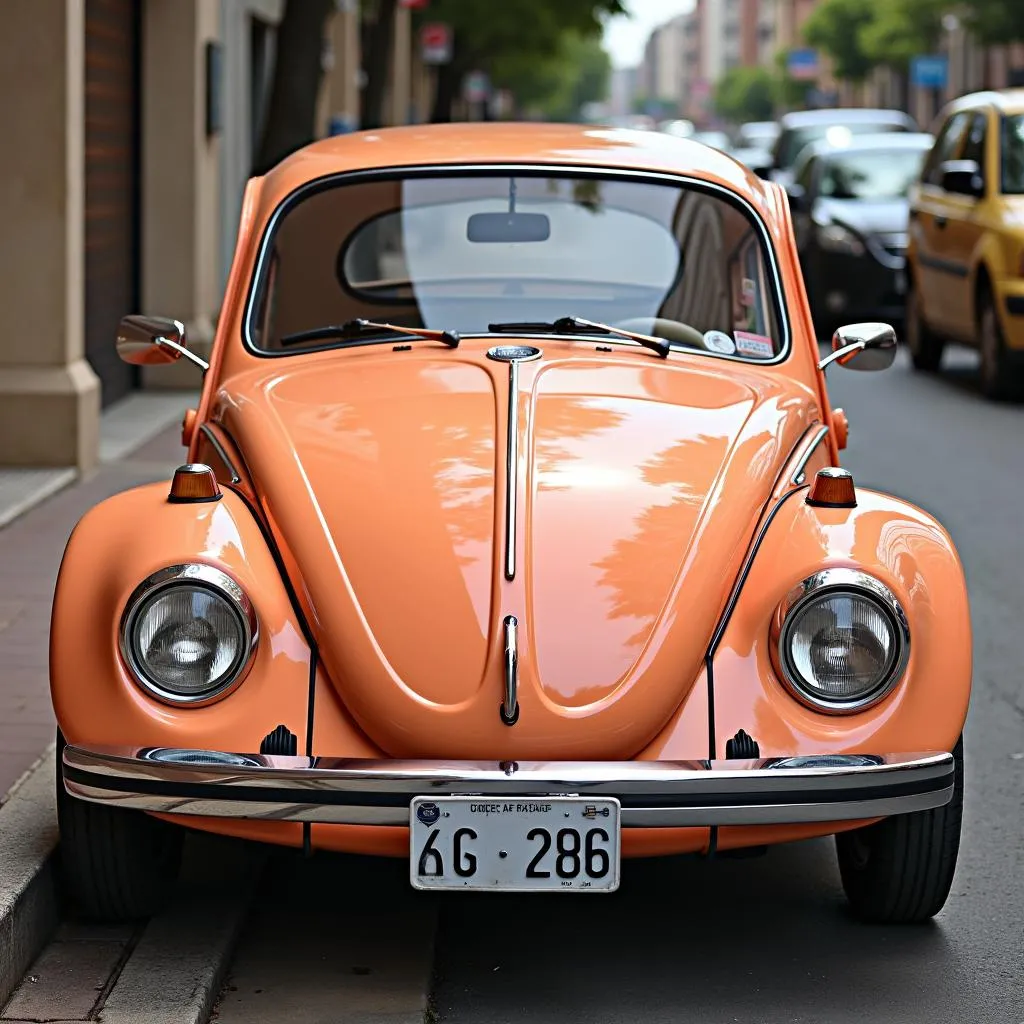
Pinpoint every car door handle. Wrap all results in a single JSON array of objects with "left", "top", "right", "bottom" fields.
[{"left": 935, "top": 215, "right": 947, "bottom": 229}]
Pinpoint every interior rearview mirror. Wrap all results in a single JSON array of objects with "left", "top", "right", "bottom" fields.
[
  {"left": 939, "top": 159, "right": 984, "bottom": 197},
  {"left": 116, "top": 315, "right": 208, "bottom": 371},
  {"left": 819, "top": 322, "right": 897, "bottom": 372}
]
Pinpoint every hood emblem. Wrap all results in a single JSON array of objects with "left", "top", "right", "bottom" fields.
[{"left": 487, "top": 344, "right": 542, "bottom": 362}]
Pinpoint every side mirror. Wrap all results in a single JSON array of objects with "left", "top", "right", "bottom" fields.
[
  {"left": 787, "top": 183, "right": 807, "bottom": 212},
  {"left": 939, "top": 159, "right": 984, "bottom": 197},
  {"left": 116, "top": 315, "right": 208, "bottom": 371},
  {"left": 819, "top": 322, "right": 897, "bottom": 372}
]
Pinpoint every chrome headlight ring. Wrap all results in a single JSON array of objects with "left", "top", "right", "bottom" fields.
[
  {"left": 119, "top": 564, "right": 259, "bottom": 707},
  {"left": 771, "top": 568, "right": 910, "bottom": 715}
]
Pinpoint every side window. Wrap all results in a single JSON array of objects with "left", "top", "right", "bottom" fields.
[
  {"left": 960, "top": 112, "right": 988, "bottom": 172},
  {"left": 922, "top": 112, "right": 971, "bottom": 186},
  {"left": 795, "top": 154, "right": 816, "bottom": 195}
]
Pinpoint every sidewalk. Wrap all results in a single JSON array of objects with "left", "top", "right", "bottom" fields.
[{"left": 0, "top": 394, "right": 196, "bottom": 800}]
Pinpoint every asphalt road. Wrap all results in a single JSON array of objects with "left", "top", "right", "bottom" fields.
[{"left": 427, "top": 345, "right": 1024, "bottom": 1024}]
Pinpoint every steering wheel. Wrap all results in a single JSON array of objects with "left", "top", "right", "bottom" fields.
[{"left": 614, "top": 317, "right": 708, "bottom": 351}]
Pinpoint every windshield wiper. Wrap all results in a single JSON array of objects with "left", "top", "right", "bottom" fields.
[
  {"left": 280, "top": 319, "right": 460, "bottom": 349},
  {"left": 488, "top": 316, "right": 670, "bottom": 358}
]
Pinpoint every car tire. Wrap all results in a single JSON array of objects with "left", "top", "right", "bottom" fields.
[
  {"left": 56, "top": 730, "right": 183, "bottom": 922},
  {"left": 905, "top": 276, "right": 944, "bottom": 371},
  {"left": 978, "top": 288, "right": 1024, "bottom": 401},
  {"left": 836, "top": 736, "right": 963, "bottom": 924}
]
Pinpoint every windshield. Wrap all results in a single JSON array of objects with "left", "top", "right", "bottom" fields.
[
  {"left": 1001, "top": 114, "right": 1024, "bottom": 193},
  {"left": 249, "top": 172, "right": 784, "bottom": 361},
  {"left": 777, "top": 121, "right": 909, "bottom": 169},
  {"left": 821, "top": 148, "right": 927, "bottom": 200}
]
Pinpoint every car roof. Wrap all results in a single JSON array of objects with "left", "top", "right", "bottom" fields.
[
  {"left": 260, "top": 122, "right": 775, "bottom": 209},
  {"left": 779, "top": 108, "right": 917, "bottom": 128},
  {"left": 800, "top": 132, "right": 934, "bottom": 161},
  {"left": 943, "top": 87, "right": 1024, "bottom": 116}
]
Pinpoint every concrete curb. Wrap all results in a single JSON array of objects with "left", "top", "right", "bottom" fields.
[
  {"left": 0, "top": 746, "right": 60, "bottom": 1007},
  {"left": 98, "top": 836, "right": 264, "bottom": 1024}
]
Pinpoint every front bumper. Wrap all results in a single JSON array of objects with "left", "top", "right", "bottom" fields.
[{"left": 62, "top": 746, "right": 954, "bottom": 828}]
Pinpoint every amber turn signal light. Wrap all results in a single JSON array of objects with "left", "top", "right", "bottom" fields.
[
  {"left": 168, "top": 464, "right": 222, "bottom": 504},
  {"left": 806, "top": 467, "right": 856, "bottom": 508}
]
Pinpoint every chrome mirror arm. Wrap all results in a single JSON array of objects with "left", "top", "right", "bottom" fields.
[
  {"left": 156, "top": 336, "right": 209, "bottom": 372},
  {"left": 818, "top": 342, "right": 865, "bottom": 372}
]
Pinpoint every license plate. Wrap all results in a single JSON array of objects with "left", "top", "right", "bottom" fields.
[{"left": 409, "top": 796, "right": 621, "bottom": 892}]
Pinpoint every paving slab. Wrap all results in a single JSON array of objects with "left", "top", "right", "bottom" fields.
[{"left": 2, "top": 934, "right": 128, "bottom": 1021}]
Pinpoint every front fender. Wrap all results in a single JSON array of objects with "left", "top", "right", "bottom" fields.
[
  {"left": 711, "top": 487, "right": 971, "bottom": 758},
  {"left": 51, "top": 483, "right": 321, "bottom": 754}
]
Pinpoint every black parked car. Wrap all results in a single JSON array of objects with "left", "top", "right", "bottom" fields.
[
  {"left": 787, "top": 133, "right": 934, "bottom": 329},
  {"left": 768, "top": 108, "right": 919, "bottom": 189}
]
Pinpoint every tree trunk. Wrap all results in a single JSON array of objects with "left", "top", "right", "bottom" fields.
[
  {"left": 361, "top": 0, "right": 399, "bottom": 130},
  {"left": 431, "top": 58, "right": 463, "bottom": 123},
  {"left": 253, "top": 0, "right": 336, "bottom": 175}
]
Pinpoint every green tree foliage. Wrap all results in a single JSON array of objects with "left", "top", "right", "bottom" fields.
[
  {"left": 713, "top": 66, "right": 776, "bottom": 123},
  {"left": 414, "top": 0, "right": 624, "bottom": 121},
  {"left": 511, "top": 34, "right": 611, "bottom": 122},
  {"left": 964, "top": 0, "right": 1024, "bottom": 45},
  {"left": 860, "top": 0, "right": 948, "bottom": 69},
  {"left": 802, "top": 0, "right": 878, "bottom": 83}
]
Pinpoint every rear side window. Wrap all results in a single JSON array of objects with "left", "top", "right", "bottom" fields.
[
  {"left": 922, "top": 112, "right": 971, "bottom": 186},
  {"left": 960, "top": 112, "right": 988, "bottom": 169},
  {"left": 1000, "top": 114, "right": 1024, "bottom": 194}
]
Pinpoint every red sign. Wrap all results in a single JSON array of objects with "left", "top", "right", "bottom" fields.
[{"left": 420, "top": 22, "right": 452, "bottom": 65}]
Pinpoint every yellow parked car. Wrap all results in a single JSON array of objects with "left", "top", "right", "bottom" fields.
[{"left": 906, "top": 89, "right": 1024, "bottom": 399}]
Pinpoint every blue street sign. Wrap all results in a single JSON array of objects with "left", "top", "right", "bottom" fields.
[
  {"left": 787, "top": 48, "right": 820, "bottom": 81},
  {"left": 911, "top": 55, "right": 948, "bottom": 89}
]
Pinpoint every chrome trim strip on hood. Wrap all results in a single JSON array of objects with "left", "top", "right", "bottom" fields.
[{"left": 63, "top": 745, "right": 953, "bottom": 829}]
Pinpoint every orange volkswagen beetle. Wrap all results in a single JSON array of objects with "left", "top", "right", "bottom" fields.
[{"left": 52, "top": 124, "right": 970, "bottom": 924}]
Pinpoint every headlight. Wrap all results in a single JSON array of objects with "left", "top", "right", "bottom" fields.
[
  {"left": 817, "top": 222, "right": 865, "bottom": 256},
  {"left": 772, "top": 569, "right": 909, "bottom": 713},
  {"left": 120, "top": 565, "right": 257, "bottom": 705}
]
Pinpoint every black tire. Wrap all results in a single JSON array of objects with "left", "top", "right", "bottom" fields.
[
  {"left": 836, "top": 736, "right": 963, "bottom": 924},
  {"left": 905, "top": 275, "right": 945, "bottom": 371},
  {"left": 56, "top": 731, "right": 183, "bottom": 921},
  {"left": 978, "top": 287, "right": 1024, "bottom": 401}
]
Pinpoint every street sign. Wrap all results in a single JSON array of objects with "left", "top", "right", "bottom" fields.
[
  {"left": 420, "top": 22, "right": 452, "bottom": 65},
  {"left": 463, "top": 70, "right": 490, "bottom": 104},
  {"left": 787, "top": 48, "right": 820, "bottom": 81},
  {"left": 911, "top": 55, "right": 948, "bottom": 89}
]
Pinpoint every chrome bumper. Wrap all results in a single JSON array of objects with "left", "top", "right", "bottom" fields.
[{"left": 61, "top": 746, "right": 955, "bottom": 828}]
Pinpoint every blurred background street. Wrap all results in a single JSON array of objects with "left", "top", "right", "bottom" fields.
[{"left": 1, "top": 0, "right": 1023, "bottom": 1022}]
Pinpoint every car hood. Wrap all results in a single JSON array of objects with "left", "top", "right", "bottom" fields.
[
  {"left": 815, "top": 197, "right": 909, "bottom": 236},
  {"left": 217, "top": 347, "right": 818, "bottom": 759}
]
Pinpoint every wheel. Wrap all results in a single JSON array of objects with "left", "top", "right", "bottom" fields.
[
  {"left": 836, "top": 736, "right": 963, "bottom": 924},
  {"left": 978, "top": 288, "right": 1024, "bottom": 401},
  {"left": 56, "top": 731, "right": 183, "bottom": 921},
  {"left": 905, "top": 275, "right": 945, "bottom": 371}
]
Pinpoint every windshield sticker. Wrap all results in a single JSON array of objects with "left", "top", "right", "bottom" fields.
[
  {"left": 703, "top": 330, "right": 737, "bottom": 355},
  {"left": 741, "top": 278, "right": 757, "bottom": 306},
  {"left": 734, "top": 331, "right": 774, "bottom": 359}
]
